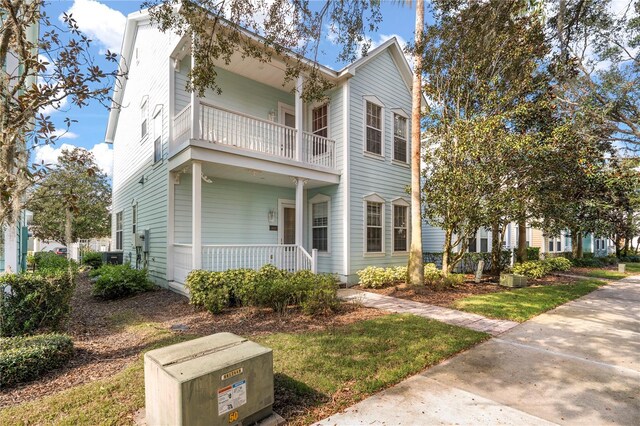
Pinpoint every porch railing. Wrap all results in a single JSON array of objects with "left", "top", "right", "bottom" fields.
[
  {"left": 202, "top": 244, "right": 315, "bottom": 273},
  {"left": 171, "top": 102, "right": 336, "bottom": 169}
]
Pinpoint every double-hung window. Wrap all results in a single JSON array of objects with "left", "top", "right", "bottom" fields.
[
  {"left": 115, "top": 211, "right": 123, "bottom": 250},
  {"left": 140, "top": 98, "right": 148, "bottom": 140},
  {"left": 312, "top": 104, "right": 328, "bottom": 155},
  {"left": 312, "top": 202, "right": 329, "bottom": 252},
  {"left": 153, "top": 106, "right": 162, "bottom": 163},
  {"left": 366, "top": 201, "right": 383, "bottom": 253},
  {"left": 468, "top": 237, "right": 477, "bottom": 253},
  {"left": 393, "top": 113, "right": 407, "bottom": 162},
  {"left": 365, "top": 101, "right": 383, "bottom": 155},
  {"left": 393, "top": 204, "right": 408, "bottom": 252},
  {"left": 132, "top": 204, "right": 137, "bottom": 234}
]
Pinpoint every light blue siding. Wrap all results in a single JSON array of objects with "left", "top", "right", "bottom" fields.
[{"left": 347, "top": 50, "right": 413, "bottom": 281}]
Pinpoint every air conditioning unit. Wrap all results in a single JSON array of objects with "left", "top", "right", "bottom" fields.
[{"left": 144, "top": 333, "right": 274, "bottom": 426}]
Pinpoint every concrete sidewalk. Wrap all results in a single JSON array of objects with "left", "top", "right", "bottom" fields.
[
  {"left": 321, "top": 276, "right": 640, "bottom": 425},
  {"left": 339, "top": 288, "right": 518, "bottom": 336}
]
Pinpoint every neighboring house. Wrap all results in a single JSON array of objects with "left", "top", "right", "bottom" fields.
[
  {"left": 107, "top": 10, "right": 415, "bottom": 291},
  {"left": 0, "top": 210, "right": 30, "bottom": 273}
]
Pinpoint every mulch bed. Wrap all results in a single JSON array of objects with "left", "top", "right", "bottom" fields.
[
  {"left": 361, "top": 273, "right": 581, "bottom": 307},
  {"left": 0, "top": 273, "right": 384, "bottom": 408}
]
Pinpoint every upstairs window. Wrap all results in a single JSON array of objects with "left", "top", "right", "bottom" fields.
[
  {"left": 311, "top": 104, "right": 329, "bottom": 155},
  {"left": 365, "top": 101, "right": 382, "bottom": 155},
  {"left": 312, "top": 201, "right": 329, "bottom": 252},
  {"left": 141, "top": 98, "right": 148, "bottom": 139},
  {"left": 393, "top": 113, "right": 407, "bottom": 162},
  {"left": 132, "top": 203, "right": 137, "bottom": 234},
  {"left": 115, "top": 211, "right": 123, "bottom": 250},
  {"left": 153, "top": 106, "right": 163, "bottom": 163},
  {"left": 393, "top": 204, "right": 408, "bottom": 252}
]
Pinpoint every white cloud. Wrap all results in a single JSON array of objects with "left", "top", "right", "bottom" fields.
[
  {"left": 34, "top": 142, "right": 113, "bottom": 177},
  {"left": 48, "top": 129, "right": 79, "bottom": 140},
  {"left": 360, "top": 33, "right": 413, "bottom": 68},
  {"left": 62, "top": 0, "right": 126, "bottom": 54}
]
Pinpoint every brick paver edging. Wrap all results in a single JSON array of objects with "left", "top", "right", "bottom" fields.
[{"left": 339, "top": 288, "right": 518, "bottom": 336}]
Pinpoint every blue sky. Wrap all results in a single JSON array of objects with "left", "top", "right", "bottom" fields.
[{"left": 36, "top": 0, "right": 419, "bottom": 176}]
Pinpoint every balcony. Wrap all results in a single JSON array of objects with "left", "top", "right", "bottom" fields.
[{"left": 172, "top": 102, "right": 337, "bottom": 170}]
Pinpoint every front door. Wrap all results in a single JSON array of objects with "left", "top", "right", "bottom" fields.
[{"left": 283, "top": 207, "right": 295, "bottom": 244}]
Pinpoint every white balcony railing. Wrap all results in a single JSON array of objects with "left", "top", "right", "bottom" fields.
[
  {"left": 173, "top": 243, "right": 192, "bottom": 284},
  {"left": 171, "top": 102, "right": 336, "bottom": 169}
]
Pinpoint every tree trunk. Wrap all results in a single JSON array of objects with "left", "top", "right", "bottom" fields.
[
  {"left": 490, "top": 221, "right": 501, "bottom": 275},
  {"left": 571, "top": 230, "right": 579, "bottom": 259},
  {"left": 65, "top": 207, "right": 73, "bottom": 260},
  {"left": 516, "top": 219, "right": 527, "bottom": 263},
  {"left": 442, "top": 228, "right": 452, "bottom": 276},
  {"left": 615, "top": 234, "right": 622, "bottom": 258},
  {"left": 407, "top": 0, "right": 425, "bottom": 286},
  {"left": 577, "top": 232, "right": 583, "bottom": 258}
]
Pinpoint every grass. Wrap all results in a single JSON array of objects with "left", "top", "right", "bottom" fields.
[
  {"left": 0, "top": 315, "right": 487, "bottom": 425},
  {"left": 452, "top": 279, "right": 606, "bottom": 322},
  {"left": 623, "top": 262, "right": 640, "bottom": 274},
  {"left": 577, "top": 269, "right": 627, "bottom": 280}
]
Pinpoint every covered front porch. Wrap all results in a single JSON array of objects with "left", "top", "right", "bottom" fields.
[{"left": 167, "top": 160, "right": 339, "bottom": 286}]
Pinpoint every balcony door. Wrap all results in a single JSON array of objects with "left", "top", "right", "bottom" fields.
[{"left": 279, "top": 103, "right": 295, "bottom": 158}]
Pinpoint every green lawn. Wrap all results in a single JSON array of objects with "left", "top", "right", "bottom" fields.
[
  {"left": 0, "top": 315, "right": 487, "bottom": 425},
  {"left": 452, "top": 279, "right": 606, "bottom": 322},
  {"left": 578, "top": 269, "right": 627, "bottom": 280},
  {"left": 624, "top": 263, "right": 640, "bottom": 274}
]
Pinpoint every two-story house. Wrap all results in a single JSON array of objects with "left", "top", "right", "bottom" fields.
[{"left": 106, "top": 10, "right": 415, "bottom": 292}]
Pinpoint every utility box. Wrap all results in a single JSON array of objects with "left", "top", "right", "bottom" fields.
[
  {"left": 144, "top": 333, "right": 274, "bottom": 426},
  {"left": 500, "top": 273, "right": 528, "bottom": 288}
]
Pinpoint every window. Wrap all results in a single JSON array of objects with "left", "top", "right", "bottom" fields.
[
  {"left": 365, "top": 101, "right": 382, "bottom": 155},
  {"left": 312, "top": 202, "right": 328, "bottom": 252},
  {"left": 549, "top": 240, "right": 554, "bottom": 252},
  {"left": 557, "top": 241, "right": 561, "bottom": 252},
  {"left": 366, "top": 201, "right": 383, "bottom": 252},
  {"left": 393, "top": 204, "right": 408, "bottom": 252},
  {"left": 393, "top": 113, "right": 407, "bottom": 162},
  {"left": 468, "top": 237, "right": 477, "bottom": 253},
  {"left": 115, "top": 211, "right": 123, "bottom": 250},
  {"left": 153, "top": 107, "right": 162, "bottom": 163},
  {"left": 132, "top": 204, "right": 137, "bottom": 234},
  {"left": 311, "top": 104, "right": 329, "bottom": 155},
  {"left": 140, "top": 98, "right": 148, "bottom": 139},
  {"left": 480, "top": 238, "right": 488, "bottom": 253}
]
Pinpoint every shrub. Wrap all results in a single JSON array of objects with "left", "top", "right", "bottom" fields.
[
  {"left": 301, "top": 274, "right": 340, "bottom": 315},
  {"left": 437, "top": 273, "right": 464, "bottom": 290},
  {"left": 512, "top": 261, "right": 552, "bottom": 279},
  {"left": 423, "top": 263, "right": 443, "bottom": 287},
  {"left": 0, "top": 272, "right": 75, "bottom": 337},
  {"left": 601, "top": 255, "right": 619, "bottom": 266},
  {"left": 253, "top": 277, "right": 299, "bottom": 314},
  {"left": 0, "top": 334, "right": 73, "bottom": 388},
  {"left": 526, "top": 247, "right": 540, "bottom": 261},
  {"left": 82, "top": 251, "right": 103, "bottom": 269},
  {"left": 571, "top": 257, "right": 604, "bottom": 268},
  {"left": 620, "top": 255, "right": 640, "bottom": 263},
  {"left": 91, "top": 264, "right": 154, "bottom": 300},
  {"left": 34, "top": 252, "right": 70, "bottom": 273},
  {"left": 543, "top": 257, "right": 572, "bottom": 272},
  {"left": 357, "top": 266, "right": 394, "bottom": 288},
  {"left": 222, "top": 268, "right": 258, "bottom": 307},
  {"left": 185, "top": 270, "right": 230, "bottom": 314}
]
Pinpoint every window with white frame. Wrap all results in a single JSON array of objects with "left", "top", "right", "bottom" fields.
[
  {"left": 116, "top": 211, "right": 123, "bottom": 250},
  {"left": 365, "top": 100, "right": 382, "bottom": 155},
  {"left": 141, "top": 98, "right": 149, "bottom": 139},
  {"left": 132, "top": 203, "right": 137, "bottom": 234},
  {"left": 548, "top": 239, "right": 554, "bottom": 252},
  {"left": 311, "top": 104, "right": 329, "bottom": 155},
  {"left": 312, "top": 202, "right": 328, "bottom": 252},
  {"left": 556, "top": 240, "right": 561, "bottom": 252},
  {"left": 393, "top": 202, "right": 408, "bottom": 252},
  {"left": 393, "top": 113, "right": 407, "bottom": 162},
  {"left": 364, "top": 194, "right": 385, "bottom": 253},
  {"left": 468, "top": 237, "right": 477, "bottom": 253},
  {"left": 153, "top": 106, "right": 162, "bottom": 163}
]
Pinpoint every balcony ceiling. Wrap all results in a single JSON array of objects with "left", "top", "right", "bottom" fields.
[
  {"left": 213, "top": 51, "right": 296, "bottom": 92},
  {"left": 198, "top": 162, "right": 332, "bottom": 189}
]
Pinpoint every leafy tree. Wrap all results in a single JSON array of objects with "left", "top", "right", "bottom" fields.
[
  {"left": 0, "top": 0, "right": 122, "bottom": 233},
  {"left": 28, "top": 148, "right": 111, "bottom": 249}
]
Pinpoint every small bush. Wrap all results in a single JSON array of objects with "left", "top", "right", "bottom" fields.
[
  {"left": 34, "top": 252, "right": 70, "bottom": 273},
  {"left": 423, "top": 263, "right": 443, "bottom": 287},
  {"left": 526, "top": 247, "right": 540, "bottom": 261},
  {"left": 357, "top": 266, "right": 394, "bottom": 288},
  {"left": 0, "top": 334, "right": 73, "bottom": 388},
  {"left": 544, "top": 257, "right": 572, "bottom": 272},
  {"left": 0, "top": 272, "right": 75, "bottom": 337},
  {"left": 222, "top": 268, "right": 258, "bottom": 307},
  {"left": 254, "top": 277, "right": 299, "bottom": 315},
  {"left": 600, "top": 255, "right": 619, "bottom": 266},
  {"left": 620, "top": 255, "right": 640, "bottom": 263},
  {"left": 571, "top": 257, "right": 604, "bottom": 268},
  {"left": 91, "top": 264, "right": 154, "bottom": 300},
  {"left": 436, "top": 273, "right": 464, "bottom": 290},
  {"left": 185, "top": 270, "right": 230, "bottom": 314},
  {"left": 301, "top": 275, "right": 340, "bottom": 315},
  {"left": 82, "top": 251, "right": 103, "bottom": 269},
  {"left": 512, "top": 261, "right": 552, "bottom": 279}
]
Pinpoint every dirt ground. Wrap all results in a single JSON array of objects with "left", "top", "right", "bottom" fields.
[
  {"left": 0, "top": 274, "right": 383, "bottom": 408},
  {"left": 360, "top": 274, "right": 580, "bottom": 306}
]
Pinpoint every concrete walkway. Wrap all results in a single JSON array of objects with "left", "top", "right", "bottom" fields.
[
  {"left": 339, "top": 288, "right": 518, "bottom": 336},
  {"left": 322, "top": 276, "right": 640, "bottom": 425}
]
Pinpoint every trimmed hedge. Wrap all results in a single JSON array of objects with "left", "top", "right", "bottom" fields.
[
  {"left": 423, "top": 251, "right": 511, "bottom": 273},
  {"left": 512, "top": 257, "right": 573, "bottom": 279},
  {"left": 0, "top": 334, "right": 73, "bottom": 388},
  {"left": 358, "top": 263, "right": 464, "bottom": 290},
  {"left": 91, "top": 264, "right": 155, "bottom": 300},
  {"left": 82, "top": 251, "right": 103, "bottom": 269},
  {"left": 34, "top": 252, "right": 72, "bottom": 273},
  {"left": 0, "top": 272, "right": 75, "bottom": 337},
  {"left": 185, "top": 265, "right": 339, "bottom": 315}
]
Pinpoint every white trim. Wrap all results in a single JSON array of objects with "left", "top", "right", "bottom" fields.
[
  {"left": 192, "top": 161, "right": 202, "bottom": 269},
  {"left": 363, "top": 195, "right": 385, "bottom": 255},
  {"left": 310, "top": 102, "right": 330, "bottom": 136},
  {"left": 391, "top": 200, "right": 409, "bottom": 253},
  {"left": 342, "top": 80, "right": 351, "bottom": 277},
  {"left": 392, "top": 112, "right": 409, "bottom": 163},
  {"left": 167, "top": 172, "right": 175, "bottom": 282},
  {"left": 140, "top": 95, "right": 149, "bottom": 142},
  {"left": 278, "top": 198, "right": 296, "bottom": 245},
  {"left": 363, "top": 97, "right": 385, "bottom": 157},
  {"left": 309, "top": 194, "right": 331, "bottom": 254},
  {"left": 391, "top": 107, "right": 409, "bottom": 118}
]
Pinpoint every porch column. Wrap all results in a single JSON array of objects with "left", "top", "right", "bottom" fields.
[
  {"left": 295, "top": 177, "right": 304, "bottom": 246},
  {"left": 167, "top": 172, "right": 176, "bottom": 281},
  {"left": 3, "top": 226, "right": 17, "bottom": 273},
  {"left": 192, "top": 161, "right": 202, "bottom": 269},
  {"left": 295, "top": 75, "right": 303, "bottom": 162}
]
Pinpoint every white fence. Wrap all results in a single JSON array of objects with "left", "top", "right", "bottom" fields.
[{"left": 68, "top": 238, "right": 112, "bottom": 262}]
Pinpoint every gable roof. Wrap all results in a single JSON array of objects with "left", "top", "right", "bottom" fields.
[{"left": 105, "top": 10, "right": 420, "bottom": 144}]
